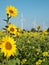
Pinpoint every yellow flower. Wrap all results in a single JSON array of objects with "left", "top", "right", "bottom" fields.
[
  {"left": 36, "top": 59, "right": 42, "bottom": 65},
  {"left": 0, "top": 40, "right": 2, "bottom": 48},
  {"left": 42, "top": 30, "right": 48, "bottom": 34},
  {"left": 17, "top": 28, "right": 21, "bottom": 32},
  {"left": 38, "top": 59, "right": 42, "bottom": 63},
  {"left": 7, "top": 24, "right": 17, "bottom": 34},
  {"left": 32, "top": 46, "right": 35, "bottom": 49},
  {"left": 33, "top": 32, "right": 39, "bottom": 37},
  {"left": 42, "top": 58, "right": 45, "bottom": 62},
  {"left": 16, "top": 32, "right": 21, "bottom": 36},
  {"left": 36, "top": 49, "right": 41, "bottom": 52},
  {"left": 1, "top": 36, "right": 16, "bottom": 57},
  {"left": 0, "top": 30, "right": 3, "bottom": 35},
  {"left": 6, "top": 5, "right": 18, "bottom": 17},
  {"left": 21, "top": 58, "right": 27, "bottom": 65},
  {"left": 42, "top": 51, "right": 48, "bottom": 56},
  {"left": 37, "top": 26, "right": 41, "bottom": 30},
  {"left": 27, "top": 40, "right": 30, "bottom": 44},
  {"left": 36, "top": 62, "right": 39, "bottom": 65}
]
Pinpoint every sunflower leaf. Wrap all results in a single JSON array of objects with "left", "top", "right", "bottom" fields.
[{"left": 7, "top": 59, "right": 16, "bottom": 65}]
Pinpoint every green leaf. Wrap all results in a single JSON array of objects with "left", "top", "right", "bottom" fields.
[
  {"left": 16, "top": 58, "right": 20, "bottom": 65},
  {"left": 0, "top": 63, "right": 1, "bottom": 65},
  {"left": 7, "top": 59, "right": 16, "bottom": 65}
]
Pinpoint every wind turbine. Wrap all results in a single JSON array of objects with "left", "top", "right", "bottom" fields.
[
  {"left": 43, "top": 22, "right": 47, "bottom": 30},
  {"left": 33, "top": 19, "right": 37, "bottom": 29},
  {"left": 20, "top": 13, "right": 25, "bottom": 30}
]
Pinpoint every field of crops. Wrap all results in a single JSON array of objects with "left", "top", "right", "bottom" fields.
[
  {"left": 0, "top": 5, "right": 49, "bottom": 65},
  {"left": 0, "top": 28, "right": 49, "bottom": 65}
]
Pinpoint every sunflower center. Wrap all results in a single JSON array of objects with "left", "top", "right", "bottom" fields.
[
  {"left": 10, "top": 27, "right": 14, "bottom": 32},
  {"left": 5, "top": 42, "right": 12, "bottom": 50},
  {"left": 0, "top": 42, "right": 2, "bottom": 45},
  {"left": 9, "top": 10, "right": 13, "bottom": 13},
  {"left": 0, "top": 43, "right": 2, "bottom": 45}
]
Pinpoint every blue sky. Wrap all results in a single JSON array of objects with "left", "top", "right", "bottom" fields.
[{"left": 0, "top": 0, "right": 49, "bottom": 30}]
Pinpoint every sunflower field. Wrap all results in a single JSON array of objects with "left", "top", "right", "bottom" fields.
[{"left": 0, "top": 5, "right": 49, "bottom": 65}]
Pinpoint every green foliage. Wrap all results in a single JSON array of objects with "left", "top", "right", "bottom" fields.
[
  {"left": 31, "top": 28, "right": 36, "bottom": 32},
  {"left": 0, "top": 28, "right": 49, "bottom": 65}
]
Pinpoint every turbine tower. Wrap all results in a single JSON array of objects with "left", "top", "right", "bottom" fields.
[
  {"left": 20, "top": 13, "right": 24, "bottom": 30},
  {"left": 33, "top": 19, "right": 37, "bottom": 29},
  {"left": 43, "top": 22, "right": 47, "bottom": 30}
]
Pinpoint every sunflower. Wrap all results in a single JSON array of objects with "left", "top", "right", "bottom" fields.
[
  {"left": 37, "top": 26, "right": 41, "bottom": 30},
  {"left": 42, "top": 30, "right": 48, "bottom": 34},
  {"left": 0, "top": 40, "right": 2, "bottom": 48},
  {"left": 7, "top": 24, "right": 17, "bottom": 34},
  {"left": 1, "top": 36, "right": 16, "bottom": 57},
  {"left": 0, "top": 30, "right": 3, "bottom": 35},
  {"left": 17, "top": 28, "right": 21, "bottom": 32},
  {"left": 6, "top": 5, "right": 18, "bottom": 17}
]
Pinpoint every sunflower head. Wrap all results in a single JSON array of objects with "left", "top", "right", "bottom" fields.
[
  {"left": 1, "top": 36, "right": 17, "bottom": 57},
  {"left": 7, "top": 24, "right": 17, "bottom": 34},
  {"left": 0, "top": 30, "right": 3, "bottom": 35},
  {"left": 0, "top": 40, "right": 2, "bottom": 49},
  {"left": 42, "top": 30, "right": 48, "bottom": 34},
  {"left": 6, "top": 5, "right": 18, "bottom": 17},
  {"left": 37, "top": 26, "right": 41, "bottom": 30},
  {"left": 17, "top": 28, "right": 21, "bottom": 32}
]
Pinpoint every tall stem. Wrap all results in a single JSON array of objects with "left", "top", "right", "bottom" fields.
[
  {"left": 6, "top": 15, "right": 10, "bottom": 34},
  {"left": 6, "top": 57, "right": 9, "bottom": 65},
  {"left": 2, "top": 61, "right": 4, "bottom": 65}
]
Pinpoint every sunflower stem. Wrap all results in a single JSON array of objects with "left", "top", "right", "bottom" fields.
[
  {"left": 2, "top": 60, "right": 4, "bottom": 65},
  {"left": 6, "top": 14, "right": 11, "bottom": 24},
  {"left": 6, "top": 57, "right": 9, "bottom": 65},
  {"left": 7, "top": 16, "right": 9, "bottom": 24},
  {"left": 6, "top": 15, "right": 10, "bottom": 34}
]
